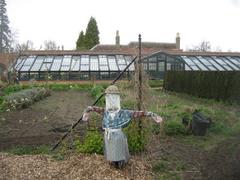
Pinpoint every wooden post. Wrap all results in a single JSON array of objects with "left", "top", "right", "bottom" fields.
[{"left": 137, "top": 34, "right": 143, "bottom": 136}]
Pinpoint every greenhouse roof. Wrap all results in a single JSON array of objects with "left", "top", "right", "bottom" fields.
[
  {"left": 147, "top": 51, "right": 240, "bottom": 71},
  {"left": 13, "top": 52, "right": 135, "bottom": 72}
]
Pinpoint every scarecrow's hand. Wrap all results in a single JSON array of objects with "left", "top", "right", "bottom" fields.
[
  {"left": 151, "top": 113, "right": 163, "bottom": 123},
  {"left": 86, "top": 106, "right": 93, "bottom": 113}
]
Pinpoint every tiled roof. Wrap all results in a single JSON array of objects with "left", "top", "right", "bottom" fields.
[{"left": 149, "top": 50, "right": 240, "bottom": 57}]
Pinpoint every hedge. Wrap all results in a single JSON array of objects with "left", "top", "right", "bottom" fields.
[{"left": 163, "top": 71, "right": 240, "bottom": 103}]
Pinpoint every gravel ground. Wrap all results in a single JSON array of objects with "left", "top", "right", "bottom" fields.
[{"left": 0, "top": 153, "right": 152, "bottom": 180}]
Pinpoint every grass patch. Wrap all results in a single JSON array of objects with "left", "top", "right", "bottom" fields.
[
  {"left": 6, "top": 145, "right": 50, "bottom": 155},
  {"left": 148, "top": 80, "right": 163, "bottom": 88}
]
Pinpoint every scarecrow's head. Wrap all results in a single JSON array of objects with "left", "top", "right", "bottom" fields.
[{"left": 105, "top": 85, "right": 120, "bottom": 112}]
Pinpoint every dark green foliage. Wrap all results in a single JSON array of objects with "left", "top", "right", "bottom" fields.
[
  {"left": 0, "top": 0, "right": 12, "bottom": 52},
  {"left": 76, "top": 31, "right": 86, "bottom": 50},
  {"left": 3, "top": 84, "right": 30, "bottom": 95},
  {"left": 124, "top": 122, "right": 146, "bottom": 152},
  {"left": 84, "top": 17, "right": 100, "bottom": 50},
  {"left": 8, "top": 145, "right": 50, "bottom": 155},
  {"left": 90, "top": 85, "right": 105, "bottom": 106},
  {"left": 163, "top": 120, "right": 186, "bottom": 136},
  {"left": 74, "top": 131, "right": 103, "bottom": 154},
  {"left": 164, "top": 71, "right": 240, "bottom": 103},
  {"left": 48, "top": 83, "right": 92, "bottom": 91},
  {"left": 148, "top": 80, "right": 163, "bottom": 88}
]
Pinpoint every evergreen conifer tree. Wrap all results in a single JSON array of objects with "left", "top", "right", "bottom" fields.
[
  {"left": 76, "top": 31, "right": 86, "bottom": 50},
  {"left": 84, "top": 17, "right": 99, "bottom": 50},
  {"left": 0, "top": 0, "right": 12, "bottom": 52}
]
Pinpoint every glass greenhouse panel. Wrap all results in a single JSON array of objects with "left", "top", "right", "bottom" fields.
[
  {"left": 44, "top": 56, "right": 54, "bottom": 63},
  {"left": 60, "top": 56, "right": 72, "bottom": 71},
  {"left": 116, "top": 55, "right": 126, "bottom": 65},
  {"left": 51, "top": 56, "right": 63, "bottom": 71},
  {"left": 227, "top": 57, "right": 240, "bottom": 68},
  {"left": 20, "top": 56, "right": 36, "bottom": 71},
  {"left": 184, "top": 64, "right": 192, "bottom": 71},
  {"left": 40, "top": 63, "right": 52, "bottom": 71},
  {"left": 71, "top": 56, "right": 81, "bottom": 71},
  {"left": 125, "top": 56, "right": 134, "bottom": 71},
  {"left": 80, "top": 55, "right": 89, "bottom": 71},
  {"left": 118, "top": 64, "right": 126, "bottom": 71},
  {"left": 212, "top": 57, "right": 233, "bottom": 71},
  {"left": 149, "top": 63, "right": 157, "bottom": 70},
  {"left": 90, "top": 56, "right": 99, "bottom": 71},
  {"left": 108, "top": 56, "right": 118, "bottom": 71},
  {"left": 99, "top": 55, "right": 108, "bottom": 65},
  {"left": 181, "top": 56, "right": 200, "bottom": 70},
  {"left": 189, "top": 56, "right": 208, "bottom": 71},
  {"left": 143, "top": 63, "right": 148, "bottom": 70},
  {"left": 15, "top": 56, "right": 27, "bottom": 70},
  {"left": 158, "top": 62, "right": 165, "bottom": 71},
  {"left": 14, "top": 56, "right": 25, "bottom": 70},
  {"left": 196, "top": 56, "right": 217, "bottom": 70},
  {"left": 204, "top": 57, "right": 225, "bottom": 71},
  {"left": 100, "top": 65, "right": 108, "bottom": 71},
  {"left": 30, "top": 56, "right": 45, "bottom": 71},
  {"left": 219, "top": 57, "right": 239, "bottom": 70}
]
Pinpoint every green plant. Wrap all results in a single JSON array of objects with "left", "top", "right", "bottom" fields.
[
  {"left": 122, "top": 99, "right": 135, "bottom": 109},
  {"left": 2, "top": 87, "right": 50, "bottom": 111},
  {"left": 91, "top": 85, "right": 105, "bottom": 106},
  {"left": 124, "top": 122, "right": 146, "bottom": 152},
  {"left": 74, "top": 130, "right": 103, "bottom": 154},
  {"left": 148, "top": 80, "right": 163, "bottom": 88},
  {"left": 164, "top": 120, "right": 186, "bottom": 136},
  {"left": 8, "top": 145, "right": 50, "bottom": 155}
]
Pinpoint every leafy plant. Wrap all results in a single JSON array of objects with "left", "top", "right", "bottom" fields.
[
  {"left": 124, "top": 122, "right": 146, "bottom": 152},
  {"left": 8, "top": 145, "right": 50, "bottom": 155},
  {"left": 2, "top": 87, "right": 50, "bottom": 111},
  {"left": 163, "top": 120, "right": 186, "bottom": 136},
  {"left": 91, "top": 85, "right": 105, "bottom": 106},
  {"left": 74, "top": 131, "right": 103, "bottom": 154}
]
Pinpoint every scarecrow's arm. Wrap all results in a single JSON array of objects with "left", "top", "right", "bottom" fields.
[
  {"left": 131, "top": 110, "right": 163, "bottom": 123},
  {"left": 86, "top": 106, "right": 105, "bottom": 114},
  {"left": 82, "top": 106, "right": 105, "bottom": 121}
]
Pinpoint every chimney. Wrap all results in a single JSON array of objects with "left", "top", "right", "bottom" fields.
[
  {"left": 176, "top": 32, "right": 180, "bottom": 49},
  {"left": 115, "top": 30, "right": 120, "bottom": 46}
]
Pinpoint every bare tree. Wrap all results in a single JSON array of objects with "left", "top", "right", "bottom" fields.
[
  {"left": 188, "top": 41, "right": 211, "bottom": 52},
  {"left": 43, "top": 40, "right": 57, "bottom": 50},
  {"left": 15, "top": 40, "right": 34, "bottom": 52}
]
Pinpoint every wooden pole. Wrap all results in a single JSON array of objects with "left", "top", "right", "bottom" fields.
[{"left": 137, "top": 34, "right": 143, "bottom": 136}]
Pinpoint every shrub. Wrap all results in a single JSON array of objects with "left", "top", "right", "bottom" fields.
[
  {"left": 74, "top": 131, "right": 103, "bottom": 154},
  {"left": 163, "top": 120, "right": 186, "bottom": 136},
  {"left": 124, "top": 122, "right": 146, "bottom": 152},
  {"left": 2, "top": 87, "right": 50, "bottom": 111}
]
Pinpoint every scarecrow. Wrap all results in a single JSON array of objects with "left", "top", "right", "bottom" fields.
[{"left": 83, "top": 85, "right": 163, "bottom": 168}]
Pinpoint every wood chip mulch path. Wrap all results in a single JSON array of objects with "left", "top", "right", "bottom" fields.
[{"left": 0, "top": 153, "right": 153, "bottom": 180}]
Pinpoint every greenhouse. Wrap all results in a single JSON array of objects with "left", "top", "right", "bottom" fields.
[
  {"left": 12, "top": 51, "right": 240, "bottom": 81},
  {"left": 143, "top": 51, "right": 240, "bottom": 79},
  {"left": 13, "top": 54, "right": 135, "bottom": 81}
]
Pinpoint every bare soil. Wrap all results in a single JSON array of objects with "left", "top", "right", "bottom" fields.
[{"left": 0, "top": 90, "right": 93, "bottom": 150}]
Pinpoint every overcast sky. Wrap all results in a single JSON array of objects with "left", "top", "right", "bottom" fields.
[{"left": 6, "top": 0, "right": 240, "bottom": 51}]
